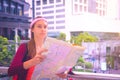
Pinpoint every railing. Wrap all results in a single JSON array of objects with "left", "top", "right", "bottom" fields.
[
  {"left": 0, "top": 67, "right": 120, "bottom": 80},
  {"left": 0, "top": 67, "right": 9, "bottom": 80},
  {"left": 67, "top": 71, "right": 120, "bottom": 80}
]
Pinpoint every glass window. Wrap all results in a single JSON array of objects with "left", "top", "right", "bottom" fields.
[
  {"left": 75, "top": 0, "right": 78, "bottom": 2},
  {"left": 3, "top": 0, "right": 9, "bottom": 13},
  {"left": 56, "top": 15, "right": 65, "bottom": 18},
  {"left": 0, "top": 0, "right": 2, "bottom": 11},
  {"left": 79, "top": 5, "right": 82, "bottom": 11},
  {"left": 36, "top": 1, "right": 40, "bottom": 5},
  {"left": 36, "top": 12, "right": 41, "bottom": 15},
  {"left": 56, "top": 9, "right": 65, "bottom": 13},
  {"left": 11, "top": 2, "right": 16, "bottom": 14},
  {"left": 74, "top": 4, "right": 78, "bottom": 12},
  {"left": 43, "top": 0, "right": 47, "bottom": 5},
  {"left": 49, "top": 0, "right": 54, "bottom": 3},
  {"left": 42, "top": 11, "right": 54, "bottom": 14},
  {"left": 79, "top": 0, "right": 82, "bottom": 3},
  {"left": 18, "top": 5, "right": 23, "bottom": 16},
  {"left": 56, "top": 26, "right": 65, "bottom": 29},
  {"left": 84, "top": 0, "right": 87, "bottom": 4},
  {"left": 56, "top": 0, "right": 61, "bottom": 3},
  {"left": 106, "top": 47, "right": 111, "bottom": 53},
  {"left": 56, "top": 20, "right": 65, "bottom": 24},
  {"left": 36, "top": 7, "right": 41, "bottom": 10},
  {"left": 84, "top": 6, "right": 87, "bottom": 12}
]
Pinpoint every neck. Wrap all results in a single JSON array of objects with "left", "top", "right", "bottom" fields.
[{"left": 34, "top": 36, "right": 45, "bottom": 48}]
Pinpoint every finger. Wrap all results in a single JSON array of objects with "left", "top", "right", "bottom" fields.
[
  {"left": 35, "top": 55, "right": 45, "bottom": 61},
  {"left": 38, "top": 48, "right": 48, "bottom": 54}
]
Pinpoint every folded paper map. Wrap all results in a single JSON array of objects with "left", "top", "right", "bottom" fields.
[{"left": 31, "top": 37, "right": 85, "bottom": 80}]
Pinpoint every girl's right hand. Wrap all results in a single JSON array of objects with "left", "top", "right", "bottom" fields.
[
  {"left": 32, "top": 48, "right": 48, "bottom": 65},
  {"left": 23, "top": 48, "right": 48, "bottom": 69}
]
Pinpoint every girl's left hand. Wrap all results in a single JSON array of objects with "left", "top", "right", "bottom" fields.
[{"left": 56, "top": 71, "right": 68, "bottom": 78}]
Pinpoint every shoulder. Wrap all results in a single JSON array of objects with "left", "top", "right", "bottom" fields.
[{"left": 17, "top": 42, "right": 28, "bottom": 51}]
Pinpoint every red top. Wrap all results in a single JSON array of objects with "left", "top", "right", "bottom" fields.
[{"left": 8, "top": 43, "right": 30, "bottom": 80}]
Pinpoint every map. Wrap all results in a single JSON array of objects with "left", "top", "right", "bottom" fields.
[{"left": 31, "top": 37, "right": 85, "bottom": 80}]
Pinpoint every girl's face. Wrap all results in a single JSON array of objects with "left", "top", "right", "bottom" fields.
[{"left": 32, "top": 20, "right": 48, "bottom": 39}]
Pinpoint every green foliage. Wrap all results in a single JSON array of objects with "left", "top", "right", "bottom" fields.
[
  {"left": 77, "top": 56, "right": 93, "bottom": 69},
  {"left": 0, "top": 36, "right": 15, "bottom": 66},
  {"left": 78, "top": 56, "right": 85, "bottom": 63},
  {"left": 85, "top": 62, "right": 93, "bottom": 69},
  {"left": 106, "top": 55, "right": 114, "bottom": 69},
  {"left": 71, "top": 32, "right": 98, "bottom": 45},
  {"left": 57, "top": 32, "right": 66, "bottom": 41}
]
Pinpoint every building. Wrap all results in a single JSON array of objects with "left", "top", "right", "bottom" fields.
[
  {"left": 0, "top": 0, "right": 30, "bottom": 40},
  {"left": 82, "top": 40, "right": 120, "bottom": 70},
  {"left": 32, "top": 0, "right": 120, "bottom": 41}
]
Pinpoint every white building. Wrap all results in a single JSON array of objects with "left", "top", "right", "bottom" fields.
[{"left": 29, "top": 0, "right": 120, "bottom": 41}]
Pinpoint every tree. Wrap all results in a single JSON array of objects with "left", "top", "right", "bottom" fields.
[
  {"left": 71, "top": 32, "right": 98, "bottom": 45},
  {"left": 57, "top": 32, "right": 66, "bottom": 41},
  {"left": 77, "top": 56, "right": 92, "bottom": 69},
  {"left": 0, "top": 36, "right": 15, "bottom": 66}
]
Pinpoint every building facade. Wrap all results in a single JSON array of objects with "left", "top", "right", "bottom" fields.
[
  {"left": 32, "top": 0, "right": 120, "bottom": 41},
  {"left": 0, "top": 0, "right": 30, "bottom": 40}
]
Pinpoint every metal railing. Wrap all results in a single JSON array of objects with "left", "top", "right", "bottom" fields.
[
  {"left": 0, "top": 67, "right": 120, "bottom": 80},
  {"left": 67, "top": 71, "right": 120, "bottom": 80}
]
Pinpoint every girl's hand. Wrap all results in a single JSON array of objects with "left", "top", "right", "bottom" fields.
[
  {"left": 32, "top": 48, "right": 48, "bottom": 65},
  {"left": 23, "top": 48, "right": 48, "bottom": 69},
  {"left": 56, "top": 71, "right": 68, "bottom": 78}
]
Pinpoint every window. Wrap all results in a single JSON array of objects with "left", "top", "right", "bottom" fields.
[
  {"left": 11, "top": 2, "right": 16, "bottom": 14},
  {"left": 48, "top": 21, "right": 54, "bottom": 24},
  {"left": 75, "top": 0, "right": 78, "bottom": 2},
  {"left": 56, "top": 0, "right": 61, "bottom": 3},
  {"left": 74, "top": 4, "right": 78, "bottom": 12},
  {"left": 44, "top": 16, "right": 54, "bottom": 19},
  {"left": 56, "top": 9, "right": 65, "bottom": 13},
  {"left": 73, "top": 0, "right": 88, "bottom": 14},
  {"left": 56, "top": 15, "right": 65, "bottom": 18},
  {"left": 36, "top": 1, "right": 40, "bottom": 5},
  {"left": 79, "top": 0, "right": 82, "bottom": 3},
  {"left": 3, "top": 0, "right": 9, "bottom": 13},
  {"left": 43, "top": 0, "right": 47, "bottom": 5},
  {"left": 84, "top": 6, "right": 87, "bottom": 12},
  {"left": 84, "top": 0, "right": 87, "bottom": 4},
  {"left": 50, "top": 0, "right": 54, "bottom": 3},
  {"left": 18, "top": 5, "right": 23, "bottom": 16},
  {"left": 56, "top": 20, "right": 65, "bottom": 24},
  {"left": 0, "top": 0, "right": 2, "bottom": 11},
  {"left": 56, "top": 26, "right": 65, "bottom": 29},
  {"left": 36, "top": 12, "right": 41, "bottom": 15},
  {"left": 42, "top": 5, "right": 54, "bottom": 9},
  {"left": 36, "top": 7, "right": 41, "bottom": 10},
  {"left": 79, "top": 5, "right": 82, "bottom": 11},
  {"left": 106, "top": 47, "right": 111, "bottom": 54},
  {"left": 42, "top": 11, "right": 54, "bottom": 14},
  {"left": 56, "top": 4, "right": 63, "bottom": 7}
]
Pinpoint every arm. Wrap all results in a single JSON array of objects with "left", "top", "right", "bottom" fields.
[{"left": 8, "top": 43, "right": 27, "bottom": 76}]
